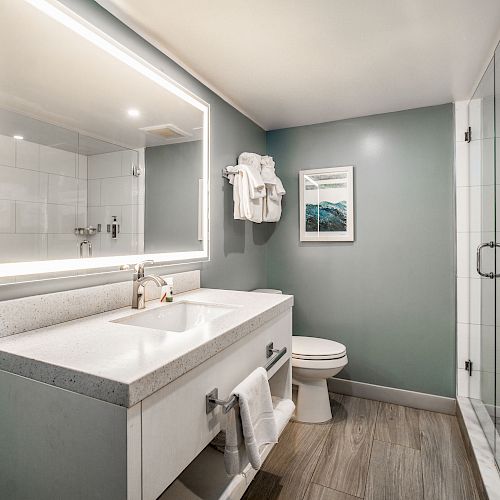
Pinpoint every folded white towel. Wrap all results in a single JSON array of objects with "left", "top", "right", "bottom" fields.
[
  {"left": 239, "top": 152, "right": 262, "bottom": 172},
  {"left": 224, "top": 367, "right": 278, "bottom": 475}
]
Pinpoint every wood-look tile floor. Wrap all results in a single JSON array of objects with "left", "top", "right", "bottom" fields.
[{"left": 243, "top": 394, "right": 480, "bottom": 500}]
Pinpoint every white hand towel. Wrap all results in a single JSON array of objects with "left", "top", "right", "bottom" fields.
[
  {"left": 271, "top": 396, "right": 296, "bottom": 435},
  {"left": 224, "top": 367, "right": 278, "bottom": 475},
  {"left": 263, "top": 177, "right": 286, "bottom": 222},
  {"left": 237, "top": 165, "right": 265, "bottom": 223}
]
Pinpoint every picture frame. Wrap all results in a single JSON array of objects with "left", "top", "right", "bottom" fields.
[{"left": 299, "top": 166, "right": 354, "bottom": 242}]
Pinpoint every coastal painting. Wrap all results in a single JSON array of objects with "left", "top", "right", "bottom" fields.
[{"left": 299, "top": 166, "right": 354, "bottom": 241}]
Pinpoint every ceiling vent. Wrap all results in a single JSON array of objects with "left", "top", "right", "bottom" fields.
[{"left": 140, "top": 123, "right": 191, "bottom": 140}]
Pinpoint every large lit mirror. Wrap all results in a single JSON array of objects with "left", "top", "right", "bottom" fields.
[{"left": 0, "top": 0, "right": 209, "bottom": 281}]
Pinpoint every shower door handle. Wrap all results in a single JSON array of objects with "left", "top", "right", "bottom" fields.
[{"left": 476, "top": 241, "right": 500, "bottom": 278}]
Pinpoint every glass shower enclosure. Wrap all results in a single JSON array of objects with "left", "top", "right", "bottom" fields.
[{"left": 468, "top": 42, "right": 499, "bottom": 467}]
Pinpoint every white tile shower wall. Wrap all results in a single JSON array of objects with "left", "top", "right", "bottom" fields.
[
  {"left": 0, "top": 134, "right": 87, "bottom": 263},
  {"left": 86, "top": 149, "right": 144, "bottom": 256}
]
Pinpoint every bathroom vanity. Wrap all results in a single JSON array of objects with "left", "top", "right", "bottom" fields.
[{"left": 0, "top": 280, "right": 293, "bottom": 500}]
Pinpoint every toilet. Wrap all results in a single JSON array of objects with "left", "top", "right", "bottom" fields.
[{"left": 252, "top": 289, "right": 348, "bottom": 423}]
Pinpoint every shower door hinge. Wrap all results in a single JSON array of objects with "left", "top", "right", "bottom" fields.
[
  {"left": 465, "top": 126, "right": 472, "bottom": 143},
  {"left": 465, "top": 359, "right": 473, "bottom": 376}
]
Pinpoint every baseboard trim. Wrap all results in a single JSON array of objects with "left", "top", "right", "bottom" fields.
[{"left": 327, "top": 378, "right": 456, "bottom": 415}]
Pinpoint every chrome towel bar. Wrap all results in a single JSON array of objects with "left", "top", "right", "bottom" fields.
[{"left": 205, "top": 343, "right": 287, "bottom": 414}]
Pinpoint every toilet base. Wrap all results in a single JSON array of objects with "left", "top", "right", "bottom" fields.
[{"left": 293, "top": 377, "right": 332, "bottom": 423}]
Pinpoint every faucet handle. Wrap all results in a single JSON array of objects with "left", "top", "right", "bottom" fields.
[{"left": 134, "top": 260, "right": 154, "bottom": 277}]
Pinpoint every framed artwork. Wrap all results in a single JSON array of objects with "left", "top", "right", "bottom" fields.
[{"left": 299, "top": 166, "right": 354, "bottom": 242}]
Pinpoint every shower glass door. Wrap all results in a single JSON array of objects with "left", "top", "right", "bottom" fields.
[{"left": 469, "top": 45, "right": 498, "bottom": 466}]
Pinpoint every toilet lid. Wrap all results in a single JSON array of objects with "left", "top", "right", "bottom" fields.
[{"left": 292, "top": 336, "right": 346, "bottom": 360}]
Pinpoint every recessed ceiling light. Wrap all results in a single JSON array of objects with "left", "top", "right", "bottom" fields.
[
  {"left": 13, "top": 135, "right": 23, "bottom": 140},
  {"left": 127, "top": 108, "right": 140, "bottom": 117}
]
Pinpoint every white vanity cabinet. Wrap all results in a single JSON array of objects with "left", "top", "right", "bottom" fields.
[{"left": 134, "top": 310, "right": 292, "bottom": 500}]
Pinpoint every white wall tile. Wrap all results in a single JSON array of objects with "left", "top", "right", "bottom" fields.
[
  {"left": 455, "top": 141, "right": 469, "bottom": 187},
  {"left": 457, "top": 323, "right": 470, "bottom": 368},
  {"left": 99, "top": 233, "right": 138, "bottom": 256},
  {"left": 38, "top": 172, "right": 48, "bottom": 203},
  {"left": 457, "top": 277, "right": 470, "bottom": 324},
  {"left": 47, "top": 234, "right": 78, "bottom": 259},
  {"left": 77, "top": 180, "right": 87, "bottom": 209},
  {"left": 121, "top": 205, "right": 140, "bottom": 234},
  {"left": 469, "top": 370, "right": 480, "bottom": 399},
  {"left": 15, "top": 201, "right": 46, "bottom": 233},
  {"left": 78, "top": 154, "right": 87, "bottom": 179},
  {"left": 468, "top": 186, "right": 482, "bottom": 232},
  {"left": 76, "top": 205, "right": 87, "bottom": 228},
  {"left": 16, "top": 140, "right": 39, "bottom": 171},
  {"left": 457, "top": 368, "right": 470, "bottom": 397},
  {"left": 40, "top": 145, "right": 76, "bottom": 177},
  {"left": 469, "top": 278, "right": 481, "bottom": 325},
  {"left": 87, "top": 179, "right": 101, "bottom": 206},
  {"left": 0, "top": 165, "right": 42, "bottom": 203},
  {"left": 469, "top": 323, "right": 482, "bottom": 371},
  {"left": 0, "top": 234, "right": 47, "bottom": 262},
  {"left": 46, "top": 204, "right": 76, "bottom": 234},
  {"left": 0, "top": 200, "right": 15, "bottom": 233},
  {"left": 0, "top": 135, "right": 15, "bottom": 167},
  {"left": 481, "top": 185, "right": 495, "bottom": 232},
  {"left": 100, "top": 176, "right": 134, "bottom": 205},
  {"left": 48, "top": 174, "right": 78, "bottom": 205},
  {"left": 456, "top": 186, "right": 469, "bottom": 232},
  {"left": 456, "top": 232, "right": 469, "bottom": 278},
  {"left": 455, "top": 101, "right": 469, "bottom": 143},
  {"left": 88, "top": 151, "right": 122, "bottom": 179}
]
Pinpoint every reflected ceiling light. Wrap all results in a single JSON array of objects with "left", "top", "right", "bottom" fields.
[
  {"left": 127, "top": 108, "right": 140, "bottom": 117},
  {"left": 13, "top": 135, "right": 24, "bottom": 140}
]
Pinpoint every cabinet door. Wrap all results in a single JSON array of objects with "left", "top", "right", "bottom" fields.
[{"left": 141, "top": 310, "right": 292, "bottom": 500}]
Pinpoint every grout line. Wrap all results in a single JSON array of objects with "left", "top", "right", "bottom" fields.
[
  {"left": 309, "top": 482, "right": 364, "bottom": 499},
  {"left": 304, "top": 394, "right": 343, "bottom": 500},
  {"left": 360, "top": 400, "right": 380, "bottom": 499}
]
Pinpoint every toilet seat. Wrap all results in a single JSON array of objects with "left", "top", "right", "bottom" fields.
[
  {"left": 292, "top": 336, "right": 346, "bottom": 360},
  {"left": 292, "top": 355, "right": 348, "bottom": 370}
]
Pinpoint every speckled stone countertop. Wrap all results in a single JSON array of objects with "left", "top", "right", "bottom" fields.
[{"left": 0, "top": 289, "right": 293, "bottom": 407}]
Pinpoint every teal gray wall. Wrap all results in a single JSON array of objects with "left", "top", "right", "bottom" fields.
[
  {"left": 145, "top": 141, "right": 203, "bottom": 253},
  {"left": 0, "top": 0, "right": 268, "bottom": 300},
  {"left": 266, "top": 105, "right": 455, "bottom": 397}
]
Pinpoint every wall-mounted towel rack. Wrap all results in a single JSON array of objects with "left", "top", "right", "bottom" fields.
[
  {"left": 222, "top": 167, "right": 231, "bottom": 179},
  {"left": 205, "top": 342, "right": 287, "bottom": 414}
]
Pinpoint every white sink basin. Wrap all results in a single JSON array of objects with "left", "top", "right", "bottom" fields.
[{"left": 113, "top": 301, "right": 238, "bottom": 333}]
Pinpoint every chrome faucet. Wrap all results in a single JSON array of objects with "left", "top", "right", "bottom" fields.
[{"left": 132, "top": 260, "right": 166, "bottom": 309}]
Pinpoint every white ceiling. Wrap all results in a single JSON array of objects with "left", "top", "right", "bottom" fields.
[{"left": 98, "top": 0, "right": 500, "bottom": 130}]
